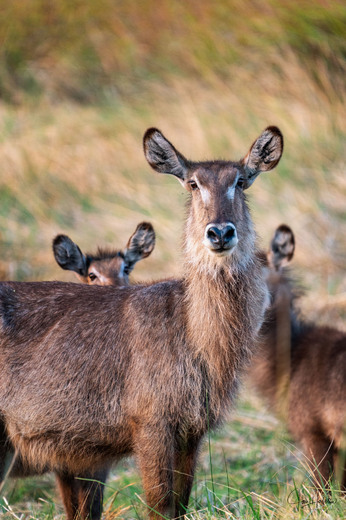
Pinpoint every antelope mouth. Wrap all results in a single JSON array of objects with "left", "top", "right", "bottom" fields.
[
  {"left": 206, "top": 240, "right": 238, "bottom": 256},
  {"left": 213, "top": 247, "right": 232, "bottom": 254}
]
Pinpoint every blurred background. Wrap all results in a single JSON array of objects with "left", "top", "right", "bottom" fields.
[
  {"left": 0, "top": 2, "right": 345, "bottom": 517},
  {"left": 0, "top": 0, "right": 345, "bottom": 328}
]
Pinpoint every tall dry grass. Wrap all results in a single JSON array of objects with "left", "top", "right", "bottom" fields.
[
  {"left": 1, "top": 1, "right": 344, "bottom": 102},
  {"left": 0, "top": 45, "right": 345, "bottom": 325}
]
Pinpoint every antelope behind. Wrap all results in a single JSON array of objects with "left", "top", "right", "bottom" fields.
[
  {"left": 0, "top": 222, "right": 155, "bottom": 520},
  {"left": 252, "top": 225, "right": 346, "bottom": 490},
  {"left": 0, "top": 126, "right": 283, "bottom": 519},
  {"left": 53, "top": 221, "right": 156, "bottom": 285}
]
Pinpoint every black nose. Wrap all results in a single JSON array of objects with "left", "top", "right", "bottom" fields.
[{"left": 206, "top": 224, "right": 236, "bottom": 249}]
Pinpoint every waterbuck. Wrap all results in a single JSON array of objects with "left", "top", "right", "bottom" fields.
[
  {"left": 252, "top": 225, "right": 346, "bottom": 490},
  {"left": 0, "top": 222, "right": 156, "bottom": 519},
  {"left": 53, "top": 221, "right": 156, "bottom": 286},
  {"left": 0, "top": 126, "right": 283, "bottom": 518}
]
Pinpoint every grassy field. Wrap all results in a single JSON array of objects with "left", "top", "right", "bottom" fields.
[
  {"left": 1, "top": 389, "right": 345, "bottom": 519},
  {"left": 0, "top": 0, "right": 345, "bottom": 518}
]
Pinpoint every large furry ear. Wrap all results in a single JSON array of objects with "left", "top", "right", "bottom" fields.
[
  {"left": 268, "top": 224, "right": 295, "bottom": 271},
  {"left": 143, "top": 128, "right": 190, "bottom": 181},
  {"left": 52, "top": 235, "right": 87, "bottom": 276},
  {"left": 241, "top": 126, "right": 283, "bottom": 188},
  {"left": 123, "top": 222, "right": 156, "bottom": 275}
]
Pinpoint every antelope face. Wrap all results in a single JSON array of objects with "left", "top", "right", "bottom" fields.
[
  {"left": 144, "top": 126, "right": 283, "bottom": 259},
  {"left": 52, "top": 236, "right": 129, "bottom": 286},
  {"left": 83, "top": 253, "right": 128, "bottom": 286},
  {"left": 52, "top": 222, "right": 155, "bottom": 286},
  {"left": 186, "top": 163, "right": 242, "bottom": 256},
  {"left": 263, "top": 224, "right": 296, "bottom": 312},
  {"left": 268, "top": 224, "right": 295, "bottom": 271}
]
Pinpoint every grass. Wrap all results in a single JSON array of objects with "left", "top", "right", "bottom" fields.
[
  {"left": 1, "top": 389, "right": 345, "bottom": 519},
  {"left": 0, "top": 75, "right": 344, "bottom": 325},
  {"left": 0, "top": 1, "right": 345, "bottom": 518},
  {"left": 0, "top": 1, "right": 345, "bottom": 103}
]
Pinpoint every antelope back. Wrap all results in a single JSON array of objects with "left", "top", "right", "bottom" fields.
[
  {"left": 251, "top": 225, "right": 296, "bottom": 407},
  {"left": 263, "top": 226, "right": 346, "bottom": 489}
]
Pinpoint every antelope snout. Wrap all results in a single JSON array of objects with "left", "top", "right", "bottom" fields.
[{"left": 204, "top": 223, "right": 238, "bottom": 255}]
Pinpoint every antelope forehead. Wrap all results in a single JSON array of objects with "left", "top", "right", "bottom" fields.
[
  {"left": 90, "top": 256, "right": 124, "bottom": 275},
  {"left": 198, "top": 183, "right": 238, "bottom": 204},
  {"left": 194, "top": 166, "right": 239, "bottom": 203}
]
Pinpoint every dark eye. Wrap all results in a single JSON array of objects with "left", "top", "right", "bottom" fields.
[
  {"left": 188, "top": 180, "right": 199, "bottom": 191},
  {"left": 89, "top": 272, "right": 97, "bottom": 281},
  {"left": 237, "top": 178, "right": 245, "bottom": 188},
  {"left": 123, "top": 265, "right": 130, "bottom": 276}
]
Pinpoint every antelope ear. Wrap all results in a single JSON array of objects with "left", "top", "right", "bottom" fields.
[
  {"left": 268, "top": 224, "right": 295, "bottom": 271},
  {"left": 52, "top": 235, "right": 87, "bottom": 276},
  {"left": 241, "top": 126, "right": 283, "bottom": 188},
  {"left": 143, "top": 128, "right": 189, "bottom": 181},
  {"left": 123, "top": 222, "right": 156, "bottom": 274}
]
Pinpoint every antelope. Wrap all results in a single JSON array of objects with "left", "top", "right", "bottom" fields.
[
  {"left": 252, "top": 224, "right": 346, "bottom": 490},
  {"left": 0, "top": 126, "right": 283, "bottom": 519},
  {"left": 0, "top": 222, "right": 156, "bottom": 520},
  {"left": 53, "top": 221, "right": 156, "bottom": 286}
]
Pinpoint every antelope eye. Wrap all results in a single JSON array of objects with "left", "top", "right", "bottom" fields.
[
  {"left": 188, "top": 180, "right": 199, "bottom": 191},
  {"left": 89, "top": 272, "right": 97, "bottom": 281},
  {"left": 237, "top": 178, "right": 245, "bottom": 188}
]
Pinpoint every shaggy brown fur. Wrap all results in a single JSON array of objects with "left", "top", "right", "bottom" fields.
[
  {"left": 0, "top": 126, "right": 283, "bottom": 519},
  {"left": 0, "top": 222, "right": 156, "bottom": 520},
  {"left": 252, "top": 225, "right": 346, "bottom": 490}
]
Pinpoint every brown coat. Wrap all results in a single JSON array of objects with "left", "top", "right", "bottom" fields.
[
  {"left": 252, "top": 225, "right": 346, "bottom": 489},
  {"left": 0, "top": 221, "right": 156, "bottom": 520},
  {"left": 0, "top": 126, "right": 283, "bottom": 518}
]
